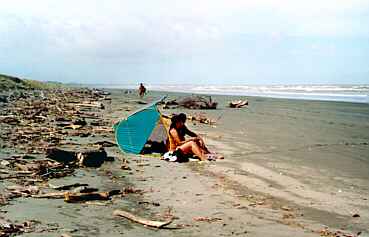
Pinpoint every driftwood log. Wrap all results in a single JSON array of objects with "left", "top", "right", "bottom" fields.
[
  {"left": 64, "top": 191, "right": 110, "bottom": 202},
  {"left": 113, "top": 210, "right": 173, "bottom": 228},
  {"left": 32, "top": 191, "right": 111, "bottom": 201},
  {"left": 71, "top": 102, "right": 104, "bottom": 109},
  {"left": 46, "top": 148, "right": 76, "bottom": 164},
  {"left": 61, "top": 234, "right": 73, "bottom": 237},
  {"left": 49, "top": 183, "right": 89, "bottom": 191},
  {"left": 229, "top": 100, "right": 248, "bottom": 108},
  {"left": 76, "top": 148, "right": 107, "bottom": 167},
  {"left": 188, "top": 114, "right": 216, "bottom": 125},
  {"left": 32, "top": 192, "right": 66, "bottom": 199},
  {"left": 0, "top": 218, "right": 33, "bottom": 236},
  {"left": 164, "top": 96, "right": 217, "bottom": 110},
  {"left": 46, "top": 147, "right": 108, "bottom": 167}
]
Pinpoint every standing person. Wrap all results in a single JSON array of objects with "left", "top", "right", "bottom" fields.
[{"left": 138, "top": 83, "right": 146, "bottom": 98}]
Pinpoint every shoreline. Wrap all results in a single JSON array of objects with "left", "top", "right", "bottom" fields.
[{"left": 91, "top": 85, "right": 369, "bottom": 104}]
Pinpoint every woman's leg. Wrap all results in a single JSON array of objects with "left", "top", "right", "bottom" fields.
[
  {"left": 178, "top": 141, "right": 207, "bottom": 161},
  {"left": 195, "top": 138, "right": 211, "bottom": 154},
  {"left": 195, "top": 139, "right": 224, "bottom": 159}
]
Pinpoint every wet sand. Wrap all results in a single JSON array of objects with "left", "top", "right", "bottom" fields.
[{"left": 1, "top": 89, "right": 368, "bottom": 236}]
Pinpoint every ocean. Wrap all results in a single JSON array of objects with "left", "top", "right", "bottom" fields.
[{"left": 97, "top": 84, "right": 369, "bottom": 104}]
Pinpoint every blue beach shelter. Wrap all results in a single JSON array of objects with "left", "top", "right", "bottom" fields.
[{"left": 114, "top": 97, "right": 170, "bottom": 154}]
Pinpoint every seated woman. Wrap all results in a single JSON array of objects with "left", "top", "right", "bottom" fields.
[{"left": 168, "top": 113, "right": 214, "bottom": 161}]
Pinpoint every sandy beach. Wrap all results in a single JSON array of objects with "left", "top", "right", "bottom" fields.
[{"left": 1, "top": 88, "right": 368, "bottom": 237}]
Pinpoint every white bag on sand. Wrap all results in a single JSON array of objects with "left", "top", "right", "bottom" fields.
[{"left": 163, "top": 151, "right": 178, "bottom": 162}]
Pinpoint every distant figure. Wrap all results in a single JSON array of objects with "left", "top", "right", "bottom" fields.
[{"left": 138, "top": 83, "right": 146, "bottom": 98}]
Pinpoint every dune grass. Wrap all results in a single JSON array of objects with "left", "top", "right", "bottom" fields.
[{"left": 0, "top": 73, "right": 64, "bottom": 91}]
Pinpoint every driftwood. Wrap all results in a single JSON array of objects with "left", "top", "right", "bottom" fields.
[
  {"left": 0, "top": 172, "right": 34, "bottom": 180},
  {"left": 0, "top": 88, "right": 118, "bottom": 209},
  {"left": 83, "top": 201, "right": 110, "bottom": 206},
  {"left": 59, "top": 119, "right": 87, "bottom": 130},
  {"left": 61, "top": 234, "right": 73, "bottom": 237},
  {"left": 0, "top": 115, "right": 20, "bottom": 125},
  {"left": 91, "top": 140, "right": 117, "bottom": 147},
  {"left": 32, "top": 192, "right": 66, "bottom": 199},
  {"left": 76, "top": 148, "right": 107, "bottom": 167},
  {"left": 0, "top": 88, "right": 111, "bottom": 155},
  {"left": 193, "top": 216, "right": 222, "bottom": 222},
  {"left": 113, "top": 210, "right": 173, "bottom": 228},
  {"left": 229, "top": 100, "right": 248, "bottom": 108},
  {"left": 0, "top": 218, "right": 34, "bottom": 236},
  {"left": 64, "top": 191, "right": 110, "bottom": 203},
  {"left": 64, "top": 124, "right": 83, "bottom": 130},
  {"left": 0, "top": 170, "right": 10, "bottom": 175},
  {"left": 188, "top": 114, "right": 216, "bottom": 125},
  {"left": 6, "top": 185, "right": 39, "bottom": 194},
  {"left": 46, "top": 148, "right": 76, "bottom": 164},
  {"left": 46, "top": 147, "right": 108, "bottom": 167},
  {"left": 15, "top": 163, "right": 41, "bottom": 172},
  {"left": 72, "top": 186, "right": 99, "bottom": 193},
  {"left": 32, "top": 191, "right": 112, "bottom": 202},
  {"left": 164, "top": 96, "right": 217, "bottom": 110},
  {"left": 0, "top": 160, "right": 11, "bottom": 167},
  {"left": 92, "top": 127, "right": 113, "bottom": 132},
  {"left": 4, "top": 158, "right": 73, "bottom": 180},
  {"left": 0, "top": 94, "right": 7, "bottom": 103},
  {"left": 49, "top": 183, "right": 89, "bottom": 191},
  {"left": 72, "top": 102, "right": 104, "bottom": 109}
]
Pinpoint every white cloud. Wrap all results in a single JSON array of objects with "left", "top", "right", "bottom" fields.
[
  {"left": 0, "top": 0, "right": 368, "bottom": 84},
  {"left": 2, "top": 0, "right": 368, "bottom": 35}
]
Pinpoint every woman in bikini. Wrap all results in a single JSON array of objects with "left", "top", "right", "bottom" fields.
[{"left": 168, "top": 113, "right": 213, "bottom": 161}]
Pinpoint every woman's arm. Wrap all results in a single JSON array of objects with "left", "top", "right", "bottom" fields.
[
  {"left": 170, "top": 128, "right": 200, "bottom": 148},
  {"left": 183, "top": 126, "right": 210, "bottom": 153},
  {"left": 184, "top": 126, "right": 198, "bottom": 137}
]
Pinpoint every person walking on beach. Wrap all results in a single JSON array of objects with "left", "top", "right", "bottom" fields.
[
  {"left": 138, "top": 83, "right": 146, "bottom": 98},
  {"left": 167, "top": 113, "right": 221, "bottom": 161}
]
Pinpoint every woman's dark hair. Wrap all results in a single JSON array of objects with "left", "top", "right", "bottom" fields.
[
  {"left": 178, "top": 113, "right": 187, "bottom": 122},
  {"left": 170, "top": 114, "right": 179, "bottom": 129},
  {"left": 170, "top": 113, "right": 187, "bottom": 129}
]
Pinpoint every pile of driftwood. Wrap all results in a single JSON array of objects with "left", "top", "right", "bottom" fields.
[
  {"left": 163, "top": 96, "right": 217, "bottom": 110},
  {"left": 188, "top": 113, "right": 216, "bottom": 125},
  {"left": 0, "top": 88, "right": 124, "bottom": 235},
  {"left": 46, "top": 147, "right": 113, "bottom": 167},
  {"left": 0, "top": 218, "right": 38, "bottom": 237},
  {"left": 0, "top": 88, "right": 116, "bottom": 189},
  {"left": 0, "top": 89, "right": 112, "bottom": 154},
  {"left": 0, "top": 146, "right": 115, "bottom": 205},
  {"left": 31, "top": 184, "right": 141, "bottom": 203}
]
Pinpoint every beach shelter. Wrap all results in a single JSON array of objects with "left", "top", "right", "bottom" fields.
[{"left": 114, "top": 96, "right": 170, "bottom": 154}]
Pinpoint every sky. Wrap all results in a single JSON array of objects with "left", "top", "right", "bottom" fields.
[{"left": 0, "top": 0, "right": 369, "bottom": 85}]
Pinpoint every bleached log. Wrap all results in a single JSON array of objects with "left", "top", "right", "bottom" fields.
[{"left": 113, "top": 209, "right": 172, "bottom": 228}]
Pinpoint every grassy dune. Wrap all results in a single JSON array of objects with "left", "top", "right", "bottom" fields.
[{"left": 0, "top": 73, "right": 64, "bottom": 91}]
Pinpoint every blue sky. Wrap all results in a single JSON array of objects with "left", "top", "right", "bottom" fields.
[{"left": 0, "top": 0, "right": 369, "bottom": 85}]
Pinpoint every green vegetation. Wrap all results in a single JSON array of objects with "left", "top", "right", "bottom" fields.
[
  {"left": 23, "top": 79, "right": 64, "bottom": 90},
  {"left": 0, "top": 74, "right": 28, "bottom": 91},
  {"left": 0, "top": 73, "right": 64, "bottom": 91}
]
